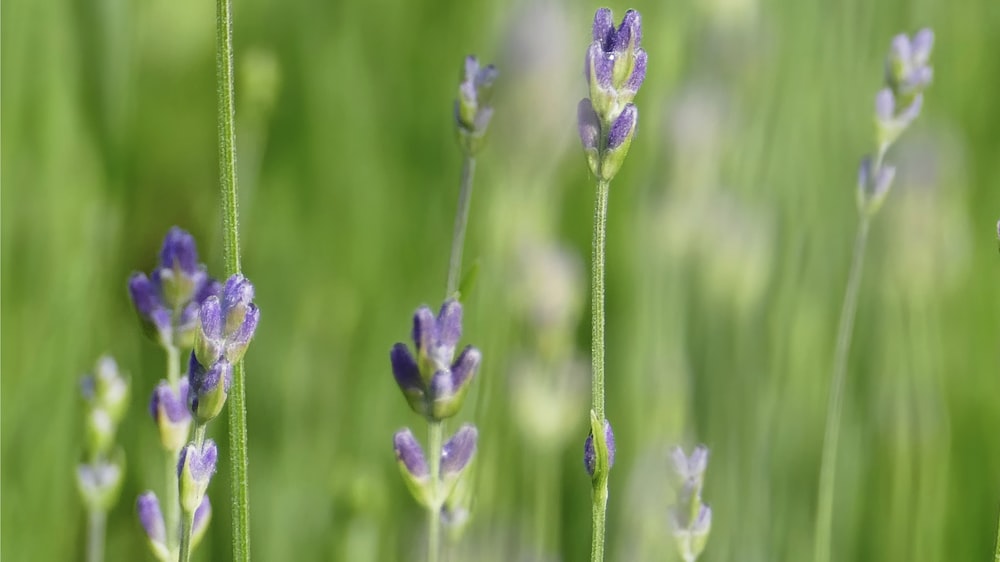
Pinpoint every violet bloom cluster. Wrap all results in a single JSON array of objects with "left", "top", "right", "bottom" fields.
[
  {"left": 390, "top": 300, "right": 481, "bottom": 421},
  {"left": 858, "top": 29, "right": 934, "bottom": 216},
  {"left": 578, "top": 8, "right": 646, "bottom": 182},
  {"left": 393, "top": 425, "right": 479, "bottom": 509},
  {"left": 129, "top": 227, "right": 220, "bottom": 350},
  {"left": 668, "top": 446, "right": 712, "bottom": 562},
  {"left": 190, "top": 274, "right": 260, "bottom": 424},
  {"left": 455, "top": 56, "right": 498, "bottom": 155}
]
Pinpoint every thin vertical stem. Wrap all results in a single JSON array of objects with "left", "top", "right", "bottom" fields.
[
  {"left": 86, "top": 508, "right": 107, "bottom": 562},
  {"left": 178, "top": 511, "right": 194, "bottom": 562},
  {"left": 994, "top": 506, "right": 1000, "bottom": 562},
  {"left": 215, "top": 0, "right": 249, "bottom": 559},
  {"left": 590, "top": 177, "right": 610, "bottom": 562},
  {"left": 427, "top": 421, "right": 445, "bottom": 562},
  {"left": 446, "top": 155, "right": 477, "bottom": 299},
  {"left": 164, "top": 345, "right": 182, "bottom": 554},
  {"left": 813, "top": 216, "right": 871, "bottom": 562}
]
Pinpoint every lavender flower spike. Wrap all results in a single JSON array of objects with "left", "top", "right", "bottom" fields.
[
  {"left": 455, "top": 55, "right": 498, "bottom": 154},
  {"left": 391, "top": 299, "right": 481, "bottom": 421}
]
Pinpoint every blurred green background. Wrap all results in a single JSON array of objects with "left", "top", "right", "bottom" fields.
[{"left": 3, "top": 0, "right": 1000, "bottom": 559}]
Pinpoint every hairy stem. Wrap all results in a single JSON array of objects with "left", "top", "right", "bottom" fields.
[
  {"left": 215, "top": 0, "right": 250, "bottom": 558},
  {"left": 589, "top": 177, "right": 610, "bottom": 562},
  {"left": 994, "top": 506, "right": 1000, "bottom": 562},
  {"left": 164, "top": 345, "right": 182, "bottom": 554},
  {"left": 86, "top": 508, "right": 107, "bottom": 562},
  {"left": 446, "top": 155, "right": 477, "bottom": 299},
  {"left": 427, "top": 421, "right": 444, "bottom": 562},
  {"left": 813, "top": 216, "right": 871, "bottom": 562}
]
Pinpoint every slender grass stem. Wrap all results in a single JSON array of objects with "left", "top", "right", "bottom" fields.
[
  {"left": 446, "top": 155, "right": 477, "bottom": 299},
  {"left": 215, "top": 0, "right": 250, "bottom": 559},
  {"left": 164, "top": 344, "right": 182, "bottom": 554},
  {"left": 86, "top": 508, "right": 107, "bottom": 562},
  {"left": 813, "top": 216, "right": 871, "bottom": 562},
  {"left": 427, "top": 421, "right": 444, "bottom": 562},
  {"left": 994, "top": 506, "right": 1000, "bottom": 562},
  {"left": 590, "top": 177, "right": 610, "bottom": 562}
]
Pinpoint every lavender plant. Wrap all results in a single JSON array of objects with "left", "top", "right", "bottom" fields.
[
  {"left": 576, "top": 8, "right": 646, "bottom": 562},
  {"left": 389, "top": 55, "right": 495, "bottom": 562},
  {"left": 813, "top": 29, "right": 934, "bottom": 562},
  {"left": 129, "top": 229, "right": 259, "bottom": 562},
  {"left": 129, "top": 228, "right": 217, "bottom": 561},
  {"left": 77, "top": 356, "right": 129, "bottom": 562},
  {"left": 668, "top": 446, "right": 712, "bottom": 562}
]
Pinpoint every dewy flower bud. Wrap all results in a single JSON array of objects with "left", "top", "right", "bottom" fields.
[
  {"left": 583, "top": 415, "right": 615, "bottom": 480},
  {"left": 150, "top": 379, "right": 192, "bottom": 451},
  {"left": 393, "top": 428, "right": 432, "bottom": 507},
  {"left": 455, "top": 55, "right": 499, "bottom": 155},
  {"left": 392, "top": 300, "right": 480, "bottom": 421},
  {"left": 177, "top": 439, "right": 218, "bottom": 514},
  {"left": 187, "top": 353, "right": 233, "bottom": 424}
]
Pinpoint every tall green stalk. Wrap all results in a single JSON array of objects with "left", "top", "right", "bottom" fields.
[
  {"left": 426, "top": 421, "right": 445, "bottom": 562},
  {"left": 813, "top": 216, "right": 870, "bottom": 562},
  {"left": 590, "top": 178, "right": 610, "bottom": 562},
  {"left": 446, "top": 155, "right": 476, "bottom": 298},
  {"left": 215, "top": 0, "right": 250, "bottom": 559},
  {"left": 994, "top": 507, "right": 1000, "bottom": 562},
  {"left": 85, "top": 508, "right": 106, "bottom": 562}
]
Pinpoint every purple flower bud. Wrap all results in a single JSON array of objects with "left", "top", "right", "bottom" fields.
[
  {"left": 129, "top": 273, "right": 171, "bottom": 340},
  {"left": 885, "top": 29, "right": 934, "bottom": 96},
  {"left": 608, "top": 104, "right": 637, "bottom": 150},
  {"left": 137, "top": 492, "right": 166, "bottom": 545},
  {"left": 192, "top": 495, "right": 212, "bottom": 538},
  {"left": 592, "top": 8, "right": 614, "bottom": 44},
  {"left": 456, "top": 55, "right": 499, "bottom": 153},
  {"left": 584, "top": 419, "right": 615, "bottom": 477},
  {"left": 874, "top": 88, "right": 895, "bottom": 122},
  {"left": 159, "top": 227, "right": 200, "bottom": 275},
  {"left": 624, "top": 49, "right": 647, "bottom": 95},
  {"left": 412, "top": 306, "right": 437, "bottom": 355},
  {"left": 188, "top": 353, "right": 233, "bottom": 423},
  {"left": 436, "top": 299, "right": 463, "bottom": 350},
  {"left": 150, "top": 379, "right": 190, "bottom": 423},
  {"left": 178, "top": 440, "right": 218, "bottom": 513},
  {"left": 450, "top": 346, "right": 481, "bottom": 390},
  {"left": 394, "top": 428, "right": 429, "bottom": 479},
  {"left": 619, "top": 10, "right": 642, "bottom": 49},
  {"left": 200, "top": 296, "right": 224, "bottom": 341},
  {"left": 441, "top": 424, "right": 478, "bottom": 477},
  {"left": 577, "top": 99, "right": 601, "bottom": 153},
  {"left": 669, "top": 444, "right": 709, "bottom": 483},
  {"left": 911, "top": 29, "right": 934, "bottom": 65}
]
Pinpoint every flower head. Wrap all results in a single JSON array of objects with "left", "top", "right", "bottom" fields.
[
  {"left": 177, "top": 439, "right": 218, "bottom": 513},
  {"left": 194, "top": 274, "right": 260, "bottom": 366},
  {"left": 455, "top": 56, "right": 498, "bottom": 154},
  {"left": 129, "top": 227, "right": 219, "bottom": 348},
  {"left": 390, "top": 299, "right": 481, "bottom": 420}
]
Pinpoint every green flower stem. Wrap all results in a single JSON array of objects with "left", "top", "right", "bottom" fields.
[
  {"left": 178, "top": 510, "right": 194, "bottom": 562},
  {"left": 590, "top": 177, "right": 610, "bottom": 562},
  {"left": 446, "top": 154, "right": 477, "bottom": 299},
  {"left": 813, "top": 215, "right": 871, "bottom": 562},
  {"left": 994, "top": 507, "right": 1000, "bottom": 562},
  {"left": 215, "top": 0, "right": 250, "bottom": 559},
  {"left": 164, "top": 344, "right": 182, "bottom": 555},
  {"left": 427, "top": 420, "right": 445, "bottom": 562},
  {"left": 86, "top": 507, "right": 107, "bottom": 562}
]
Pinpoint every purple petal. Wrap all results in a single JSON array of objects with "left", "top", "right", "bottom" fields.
[
  {"left": 911, "top": 28, "right": 934, "bottom": 64},
  {"left": 222, "top": 274, "right": 255, "bottom": 315},
  {"left": 394, "top": 428, "right": 428, "bottom": 478},
  {"left": 592, "top": 8, "right": 614, "bottom": 45},
  {"left": 450, "top": 346, "right": 481, "bottom": 389},
  {"left": 436, "top": 299, "right": 463, "bottom": 349},
  {"left": 608, "top": 104, "right": 637, "bottom": 150},
  {"left": 626, "top": 49, "right": 647, "bottom": 93},
  {"left": 391, "top": 344, "right": 422, "bottom": 391},
  {"left": 136, "top": 492, "right": 166, "bottom": 544},
  {"left": 441, "top": 424, "right": 478, "bottom": 476},
  {"left": 577, "top": 98, "right": 600, "bottom": 151},
  {"left": 463, "top": 55, "right": 479, "bottom": 83},
  {"left": 621, "top": 9, "right": 642, "bottom": 47},
  {"left": 229, "top": 303, "right": 259, "bottom": 349},
  {"left": 200, "top": 296, "right": 224, "bottom": 340},
  {"left": 874, "top": 88, "right": 895, "bottom": 121},
  {"left": 591, "top": 44, "right": 614, "bottom": 87},
  {"left": 150, "top": 380, "right": 191, "bottom": 423},
  {"left": 128, "top": 273, "right": 162, "bottom": 318},
  {"left": 412, "top": 306, "right": 437, "bottom": 353},
  {"left": 179, "top": 440, "right": 219, "bottom": 482},
  {"left": 192, "top": 495, "right": 212, "bottom": 535},
  {"left": 889, "top": 33, "right": 911, "bottom": 62},
  {"left": 475, "top": 64, "right": 498, "bottom": 91},
  {"left": 159, "top": 227, "right": 199, "bottom": 274}
]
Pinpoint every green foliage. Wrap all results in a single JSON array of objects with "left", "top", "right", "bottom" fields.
[{"left": 2, "top": 0, "right": 1000, "bottom": 560}]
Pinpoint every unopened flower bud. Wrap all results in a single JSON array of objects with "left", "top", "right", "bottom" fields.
[
  {"left": 136, "top": 492, "right": 168, "bottom": 559},
  {"left": 188, "top": 354, "right": 233, "bottom": 424},
  {"left": 150, "top": 379, "right": 192, "bottom": 451},
  {"left": 393, "top": 428, "right": 432, "bottom": 507},
  {"left": 177, "top": 440, "right": 218, "bottom": 514},
  {"left": 584, "top": 415, "right": 615, "bottom": 480}
]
